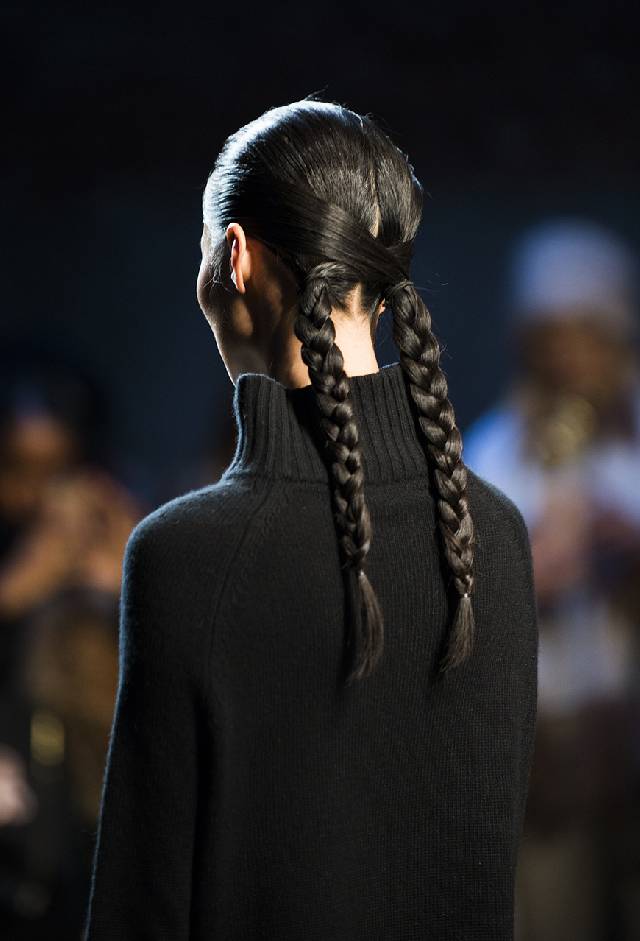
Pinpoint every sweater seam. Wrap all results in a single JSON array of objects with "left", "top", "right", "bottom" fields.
[
  {"left": 200, "top": 477, "right": 281, "bottom": 717},
  {"left": 500, "top": 492, "right": 539, "bottom": 847}
]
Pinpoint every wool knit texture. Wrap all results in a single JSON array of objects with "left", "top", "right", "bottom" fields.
[{"left": 85, "top": 361, "right": 538, "bottom": 941}]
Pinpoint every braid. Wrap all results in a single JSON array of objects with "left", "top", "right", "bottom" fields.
[
  {"left": 202, "top": 97, "right": 479, "bottom": 678},
  {"left": 294, "top": 262, "right": 384, "bottom": 684},
  {"left": 385, "top": 279, "right": 476, "bottom": 673}
]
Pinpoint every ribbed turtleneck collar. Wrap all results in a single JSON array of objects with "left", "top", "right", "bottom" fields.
[{"left": 220, "top": 361, "right": 430, "bottom": 484}]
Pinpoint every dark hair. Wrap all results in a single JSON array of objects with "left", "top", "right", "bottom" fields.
[{"left": 202, "top": 96, "right": 475, "bottom": 683}]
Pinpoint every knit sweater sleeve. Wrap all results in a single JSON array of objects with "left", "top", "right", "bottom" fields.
[
  {"left": 468, "top": 469, "right": 539, "bottom": 847},
  {"left": 83, "top": 510, "right": 211, "bottom": 940},
  {"left": 502, "top": 489, "right": 539, "bottom": 842}
]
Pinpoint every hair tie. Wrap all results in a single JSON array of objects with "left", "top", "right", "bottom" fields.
[{"left": 384, "top": 278, "right": 413, "bottom": 306}]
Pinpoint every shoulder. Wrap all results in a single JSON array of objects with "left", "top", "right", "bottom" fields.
[
  {"left": 466, "top": 466, "right": 533, "bottom": 572},
  {"left": 465, "top": 468, "right": 538, "bottom": 664},
  {"left": 124, "top": 475, "right": 276, "bottom": 570},
  {"left": 115, "top": 477, "right": 283, "bottom": 682},
  {"left": 120, "top": 477, "right": 280, "bottom": 645}
]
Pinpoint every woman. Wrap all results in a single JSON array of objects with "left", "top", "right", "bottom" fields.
[{"left": 84, "top": 98, "right": 538, "bottom": 940}]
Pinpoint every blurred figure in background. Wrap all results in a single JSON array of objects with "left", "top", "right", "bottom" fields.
[
  {"left": 464, "top": 219, "right": 640, "bottom": 941},
  {"left": 0, "top": 351, "right": 141, "bottom": 939}
]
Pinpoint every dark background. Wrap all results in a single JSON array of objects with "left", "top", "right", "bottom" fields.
[{"left": 5, "top": 1, "right": 639, "bottom": 501}]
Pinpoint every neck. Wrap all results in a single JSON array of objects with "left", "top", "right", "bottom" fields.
[
  {"left": 226, "top": 285, "right": 384, "bottom": 388},
  {"left": 268, "top": 325, "right": 381, "bottom": 391}
]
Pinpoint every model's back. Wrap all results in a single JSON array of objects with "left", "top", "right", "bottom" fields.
[
  {"left": 84, "top": 98, "right": 538, "bottom": 940},
  {"left": 85, "top": 363, "right": 537, "bottom": 940}
]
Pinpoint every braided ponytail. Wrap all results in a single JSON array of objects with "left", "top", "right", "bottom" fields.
[
  {"left": 294, "top": 263, "right": 384, "bottom": 684},
  {"left": 201, "top": 96, "right": 478, "bottom": 681},
  {"left": 385, "top": 279, "right": 476, "bottom": 673}
]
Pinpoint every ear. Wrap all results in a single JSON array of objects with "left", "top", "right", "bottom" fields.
[{"left": 226, "top": 222, "right": 250, "bottom": 293}]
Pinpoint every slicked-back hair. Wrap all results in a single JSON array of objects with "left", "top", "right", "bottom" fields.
[{"left": 202, "top": 96, "right": 476, "bottom": 684}]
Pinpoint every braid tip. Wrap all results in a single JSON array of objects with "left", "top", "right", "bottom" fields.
[
  {"left": 344, "top": 566, "right": 384, "bottom": 685},
  {"left": 438, "top": 591, "right": 475, "bottom": 674}
]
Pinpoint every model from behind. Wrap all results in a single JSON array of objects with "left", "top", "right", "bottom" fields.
[{"left": 84, "top": 97, "right": 538, "bottom": 940}]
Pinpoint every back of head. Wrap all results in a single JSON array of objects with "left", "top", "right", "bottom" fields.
[
  {"left": 202, "top": 96, "right": 475, "bottom": 683},
  {"left": 204, "top": 98, "right": 421, "bottom": 310}
]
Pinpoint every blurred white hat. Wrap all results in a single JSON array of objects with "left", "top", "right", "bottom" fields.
[{"left": 509, "top": 217, "right": 638, "bottom": 336}]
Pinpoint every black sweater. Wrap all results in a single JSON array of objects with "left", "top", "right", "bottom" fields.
[{"left": 85, "top": 361, "right": 538, "bottom": 940}]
